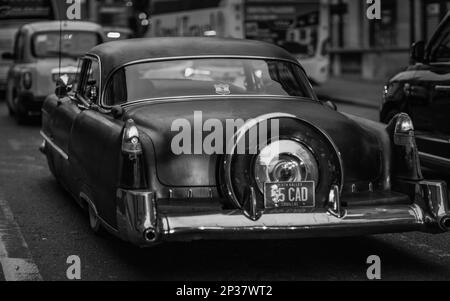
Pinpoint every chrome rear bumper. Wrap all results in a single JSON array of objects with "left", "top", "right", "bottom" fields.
[
  {"left": 160, "top": 205, "right": 423, "bottom": 241},
  {"left": 115, "top": 180, "right": 450, "bottom": 247}
]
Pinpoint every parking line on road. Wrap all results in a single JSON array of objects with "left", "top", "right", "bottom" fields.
[{"left": 0, "top": 198, "right": 42, "bottom": 281}]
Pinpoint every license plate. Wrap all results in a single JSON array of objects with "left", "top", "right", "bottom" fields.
[{"left": 264, "top": 181, "right": 315, "bottom": 208}]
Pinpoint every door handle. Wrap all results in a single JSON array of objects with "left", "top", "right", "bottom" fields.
[{"left": 434, "top": 85, "right": 450, "bottom": 92}]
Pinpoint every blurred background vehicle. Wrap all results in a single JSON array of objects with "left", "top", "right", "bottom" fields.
[
  {"left": 0, "top": 0, "right": 150, "bottom": 99},
  {"left": 380, "top": 12, "right": 450, "bottom": 174},
  {"left": 148, "top": 0, "right": 330, "bottom": 85},
  {"left": 0, "top": 0, "right": 60, "bottom": 99},
  {"left": 3, "top": 21, "right": 105, "bottom": 123}
]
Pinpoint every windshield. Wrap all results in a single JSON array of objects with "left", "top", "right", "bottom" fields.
[
  {"left": 105, "top": 58, "right": 313, "bottom": 105},
  {"left": 32, "top": 31, "right": 100, "bottom": 58}
]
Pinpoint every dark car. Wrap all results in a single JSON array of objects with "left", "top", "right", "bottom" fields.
[
  {"left": 40, "top": 37, "right": 449, "bottom": 247},
  {"left": 380, "top": 13, "right": 450, "bottom": 173}
]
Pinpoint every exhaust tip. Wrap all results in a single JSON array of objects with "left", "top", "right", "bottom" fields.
[
  {"left": 439, "top": 216, "right": 450, "bottom": 231},
  {"left": 144, "top": 229, "right": 157, "bottom": 242}
]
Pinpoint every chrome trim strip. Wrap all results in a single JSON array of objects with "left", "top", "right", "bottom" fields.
[
  {"left": 416, "top": 135, "right": 450, "bottom": 144},
  {"left": 120, "top": 95, "right": 315, "bottom": 109},
  {"left": 39, "top": 131, "right": 68, "bottom": 160},
  {"left": 328, "top": 185, "right": 343, "bottom": 218},
  {"left": 80, "top": 192, "right": 118, "bottom": 233},
  {"left": 116, "top": 189, "right": 159, "bottom": 245},
  {"left": 434, "top": 85, "right": 450, "bottom": 92},
  {"left": 430, "top": 62, "right": 450, "bottom": 67},
  {"left": 85, "top": 53, "right": 102, "bottom": 97},
  {"left": 420, "top": 180, "right": 450, "bottom": 231},
  {"left": 419, "top": 151, "right": 450, "bottom": 164},
  {"left": 120, "top": 55, "right": 300, "bottom": 68}
]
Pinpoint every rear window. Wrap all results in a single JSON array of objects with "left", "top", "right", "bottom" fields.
[{"left": 105, "top": 58, "right": 314, "bottom": 106}]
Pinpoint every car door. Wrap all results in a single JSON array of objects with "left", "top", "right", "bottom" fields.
[
  {"left": 68, "top": 57, "right": 123, "bottom": 228},
  {"left": 50, "top": 57, "right": 97, "bottom": 194},
  {"left": 409, "top": 16, "right": 450, "bottom": 162}
]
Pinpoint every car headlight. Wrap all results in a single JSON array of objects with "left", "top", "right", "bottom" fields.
[{"left": 254, "top": 140, "right": 319, "bottom": 193}]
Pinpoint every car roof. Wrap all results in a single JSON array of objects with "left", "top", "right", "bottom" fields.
[
  {"left": 21, "top": 21, "right": 103, "bottom": 33},
  {"left": 87, "top": 37, "right": 300, "bottom": 82}
]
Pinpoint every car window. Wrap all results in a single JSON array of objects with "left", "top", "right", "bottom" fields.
[
  {"left": 77, "top": 58, "right": 100, "bottom": 103},
  {"left": 105, "top": 67, "right": 127, "bottom": 106},
  {"left": 104, "top": 58, "right": 313, "bottom": 106},
  {"left": 430, "top": 33, "right": 450, "bottom": 63},
  {"left": 13, "top": 31, "right": 25, "bottom": 62},
  {"left": 429, "top": 18, "right": 450, "bottom": 63}
]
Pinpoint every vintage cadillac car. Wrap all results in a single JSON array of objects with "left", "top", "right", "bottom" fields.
[
  {"left": 40, "top": 37, "right": 450, "bottom": 247},
  {"left": 2, "top": 21, "right": 104, "bottom": 123}
]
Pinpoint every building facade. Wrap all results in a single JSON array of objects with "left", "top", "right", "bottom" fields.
[{"left": 328, "top": 0, "right": 450, "bottom": 81}]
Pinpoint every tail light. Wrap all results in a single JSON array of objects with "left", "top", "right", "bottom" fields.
[
  {"left": 387, "top": 113, "right": 422, "bottom": 180},
  {"left": 22, "top": 71, "right": 32, "bottom": 90},
  {"left": 393, "top": 113, "right": 414, "bottom": 145},
  {"left": 122, "top": 119, "right": 142, "bottom": 155},
  {"left": 119, "top": 119, "right": 147, "bottom": 189}
]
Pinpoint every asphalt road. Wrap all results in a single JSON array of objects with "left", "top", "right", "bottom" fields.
[{"left": 0, "top": 100, "right": 449, "bottom": 281}]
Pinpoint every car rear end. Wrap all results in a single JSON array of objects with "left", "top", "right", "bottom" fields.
[{"left": 114, "top": 110, "right": 450, "bottom": 247}]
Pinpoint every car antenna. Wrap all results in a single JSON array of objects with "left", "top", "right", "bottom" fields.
[{"left": 58, "top": 17, "right": 64, "bottom": 100}]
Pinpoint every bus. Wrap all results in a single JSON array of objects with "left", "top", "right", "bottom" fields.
[{"left": 148, "top": 0, "right": 330, "bottom": 85}]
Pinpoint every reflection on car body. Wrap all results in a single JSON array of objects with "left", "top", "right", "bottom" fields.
[
  {"left": 40, "top": 37, "right": 449, "bottom": 247},
  {"left": 3, "top": 20, "right": 104, "bottom": 123},
  {"left": 380, "top": 12, "right": 450, "bottom": 173}
]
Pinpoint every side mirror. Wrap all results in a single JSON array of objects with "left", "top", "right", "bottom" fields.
[
  {"left": 1, "top": 52, "right": 14, "bottom": 60},
  {"left": 324, "top": 100, "right": 337, "bottom": 111},
  {"left": 410, "top": 41, "right": 425, "bottom": 64},
  {"left": 55, "top": 74, "right": 72, "bottom": 98}
]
